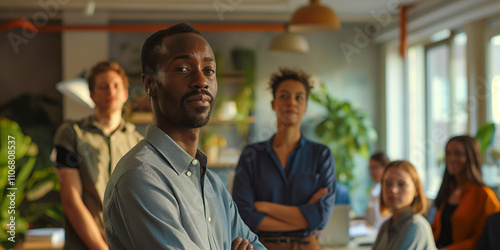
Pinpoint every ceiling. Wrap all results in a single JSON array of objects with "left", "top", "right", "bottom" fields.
[
  {"left": 0, "top": 0, "right": 422, "bottom": 23},
  {"left": 2, "top": 0, "right": 498, "bottom": 43}
]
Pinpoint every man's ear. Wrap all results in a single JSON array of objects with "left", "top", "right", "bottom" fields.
[
  {"left": 271, "top": 100, "right": 275, "bottom": 111},
  {"left": 123, "top": 88, "right": 129, "bottom": 100},
  {"left": 143, "top": 74, "right": 158, "bottom": 98}
]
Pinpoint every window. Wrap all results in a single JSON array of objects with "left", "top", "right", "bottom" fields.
[
  {"left": 486, "top": 34, "right": 500, "bottom": 193},
  {"left": 400, "top": 32, "right": 469, "bottom": 197},
  {"left": 489, "top": 34, "right": 500, "bottom": 124},
  {"left": 425, "top": 42, "right": 451, "bottom": 196}
]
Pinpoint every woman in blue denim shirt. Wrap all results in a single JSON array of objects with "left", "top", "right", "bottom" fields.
[{"left": 232, "top": 68, "right": 336, "bottom": 250}]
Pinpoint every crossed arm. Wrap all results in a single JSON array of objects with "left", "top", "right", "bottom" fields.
[{"left": 254, "top": 187, "right": 328, "bottom": 232}]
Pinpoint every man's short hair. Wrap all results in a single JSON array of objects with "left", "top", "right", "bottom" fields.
[
  {"left": 141, "top": 23, "right": 202, "bottom": 75},
  {"left": 87, "top": 61, "right": 129, "bottom": 92},
  {"left": 269, "top": 67, "right": 312, "bottom": 100}
]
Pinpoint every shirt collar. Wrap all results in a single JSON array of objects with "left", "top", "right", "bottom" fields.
[
  {"left": 83, "top": 115, "right": 134, "bottom": 134},
  {"left": 266, "top": 134, "right": 306, "bottom": 149},
  {"left": 144, "top": 125, "right": 207, "bottom": 175}
]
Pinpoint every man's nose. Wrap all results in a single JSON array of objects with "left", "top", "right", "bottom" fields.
[{"left": 191, "top": 69, "right": 209, "bottom": 89}]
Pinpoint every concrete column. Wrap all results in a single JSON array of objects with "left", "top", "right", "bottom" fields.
[{"left": 465, "top": 20, "right": 487, "bottom": 134}]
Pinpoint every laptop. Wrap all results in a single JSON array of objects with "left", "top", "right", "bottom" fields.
[{"left": 318, "top": 204, "right": 351, "bottom": 247}]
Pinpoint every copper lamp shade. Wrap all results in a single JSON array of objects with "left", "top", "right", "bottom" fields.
[{"left": 289, "top": 0, "right": 341, "bottom": 32}]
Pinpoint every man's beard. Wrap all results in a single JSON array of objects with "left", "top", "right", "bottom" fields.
[{"left": 179, "top": 89, "right": 215, "bottom": 128}]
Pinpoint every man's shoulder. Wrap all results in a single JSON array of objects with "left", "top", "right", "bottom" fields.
[
  {"left": 112, "top": 141, "right": 159, "bottom": 176},
  {"left": 205, "top": 169, "right": 226, "bottom": 187},
  {"left": 54, "top": 119, "right": 82, "bottom": 145},
  {"left": 55, "top": 116, "right": 94, "bottom": 132},
  {"left": 122, "top": 120, "right": 142, "bottom": 136}
]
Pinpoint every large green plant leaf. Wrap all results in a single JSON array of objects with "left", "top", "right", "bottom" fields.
[
  {"left": 0, "top": 119, "right": 32, "bottom": 166},
  {"left": 310, "top": 83, "right": 377, "bottom": 187},
  {"left": 474, "top": 123, "right": 496, "bottom": 154},
  {"left": 0, "top": 118, "right": 62, "bottom": 244}
]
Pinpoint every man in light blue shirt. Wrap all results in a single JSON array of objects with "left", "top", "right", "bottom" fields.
[{"left": 103, "top": 23, "right": 264, "bottom": 250}]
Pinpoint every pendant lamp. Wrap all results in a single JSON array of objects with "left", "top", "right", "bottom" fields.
[
  {"left": 56, "top": 77, "right": 95, "bottom": 108},
  {"left": 289, "top": 0, "right": 341, "bottom": 32},
  {"left": 269, "top": 32, "right": 310, "bottom": 53}
]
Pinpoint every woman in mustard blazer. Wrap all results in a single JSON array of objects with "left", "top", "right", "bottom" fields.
[{"left": 432, "top": 136, "right": 500, "bottom": 250}]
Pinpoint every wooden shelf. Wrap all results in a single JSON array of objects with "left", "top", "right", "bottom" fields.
[
  {"left": 209, "top": 116, "right": 255, "bottom": 124},
  {"left": 126, "top": 112, "right": 153, "bottom": 124},
  {"left": 127, "top": 112, "right": 255, "bottom": 125}
]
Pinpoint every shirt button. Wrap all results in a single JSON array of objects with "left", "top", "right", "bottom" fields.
[
  {"left": 186, "top": 171, "right": 192, "bottom": 177},
  {"left": 208, "top": 217, "right": 212, "bottom": 222},
  {"left": 191, "top": 159, "right": 198, "bottom": 165}
]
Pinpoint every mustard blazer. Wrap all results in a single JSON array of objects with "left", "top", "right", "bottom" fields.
[{"left": 431, "top": 181, "right": 500, "bottom": 250}]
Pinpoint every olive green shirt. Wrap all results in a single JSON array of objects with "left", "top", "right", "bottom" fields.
[{"left": 54, "top": 115, "right": 142, "bottom": 250}]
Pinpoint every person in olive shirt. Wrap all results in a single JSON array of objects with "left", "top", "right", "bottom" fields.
[{"left": 53, "top": 61, "right": 142, "bottom": 250}]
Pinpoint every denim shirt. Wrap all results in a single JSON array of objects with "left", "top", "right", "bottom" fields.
[
  {"left": 232, "top": 135, "right": 336, "bottom": 237},
  {"left": 103, "top": 125, "right": 264, "bottom": 249}
]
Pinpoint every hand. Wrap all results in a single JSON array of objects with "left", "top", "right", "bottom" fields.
[
  {"left": 307, "top": 187, "right": 328, "bottom": 204},
  {"left": 232, "top": 237, "right": 254, "bottom": 250},
  {"left": 254, "top": 201, "right": 269, "bottom": 213}
]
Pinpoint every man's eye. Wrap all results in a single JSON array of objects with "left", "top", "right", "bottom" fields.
[
  {"left": 205, "top": 69, "right": 215, "bottom": 75},
  {"left": 176, "top": 67, "right": 189, "bottom": 72}
]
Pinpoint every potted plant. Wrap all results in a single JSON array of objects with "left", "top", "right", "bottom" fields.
[
  {"left": 309, "top": 83, "right": 378, "bottom": 187},
  {"left": 0, "top": 118, "right": 62, "bottom": 249}
]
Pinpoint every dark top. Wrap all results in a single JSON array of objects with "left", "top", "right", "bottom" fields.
[
  {"left": 232, "top": 135, "right": 336, "bottom": 237},
  {"left": 436, "top": 203, "right": 458, "bottom": 248},
  {"left": 476, "top": 212, "right": 500, "bottom": 250}
]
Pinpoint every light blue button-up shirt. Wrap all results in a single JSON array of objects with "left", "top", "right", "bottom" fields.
[{"left": 104, "top": 125, "right": 265, "bottom": 249}]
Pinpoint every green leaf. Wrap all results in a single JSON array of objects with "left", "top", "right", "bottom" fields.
[
  {"left": 310, "top": 82, "right": 378, "bottom": 190},
  {"left": 474, "top": 123, "right": 496, "bottom": 154},
  {"left": 0, "top": 118, "right": 62, "bottom": 241},
  {"left": 14, "top": 156, "right": 37, "bottom": 200},
  {"left": 27, "top": 179, "right": 55, "bottom": 201}
]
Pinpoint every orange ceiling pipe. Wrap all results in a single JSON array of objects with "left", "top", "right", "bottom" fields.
[
  {"left": 399, "top": 5, "right": 412, "bottom": 58},
  {"left": 0, "top": 20, "right": 286, "bottom": 32}
]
